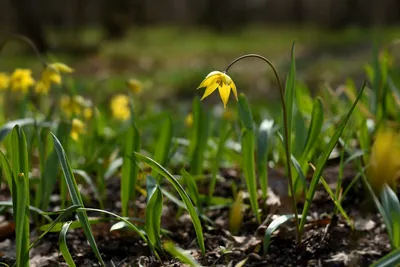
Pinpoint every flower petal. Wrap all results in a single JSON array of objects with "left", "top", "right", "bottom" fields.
[
  {"left": 201, "top": 82, "right": 219, "bottom": 100},
  {"left": 198, "top": 74, "right": 219, "bottom": 89},
  {"left": 231, "top": 80, "right": 238, "bottom": 101},
  {"left": 218, "top": 84, "right": 231, "bottom": 108}
]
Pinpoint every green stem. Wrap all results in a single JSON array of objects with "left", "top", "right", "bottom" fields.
[
  {"left": 225, "top": 54, "right": 300, "bottom": 245},
  {"left": 0, "top": 34, "right": 46, "bottom": 66}
]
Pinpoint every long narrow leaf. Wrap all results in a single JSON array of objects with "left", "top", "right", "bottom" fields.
[
  {"left": 51, "top": 133, "right": 105, "bottom": 266},
  {"left": 145, "top": 176, "right": 163, "bottom": 250},
  {"left": 121, "top": 124, "right": 140, "bottom": 217},
  {"left": 11, "top": 126, "right": 30, "bottom": 267},
  {"left": 135, "top": 152, "right": 205, "bottom": 255},
  {"left": 59, "top": 221, "right": 76, "bottom": 267},
  {"left": 299, "top": 82, "right": 365, "bottom": 234}
]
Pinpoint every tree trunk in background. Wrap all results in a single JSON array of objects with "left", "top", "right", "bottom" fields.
[
  {"left": 101, "top": 0, "right": 131, "bottom": 39},
  {"left": 11, "top": 0, "right": 48, "bottom": 52},
  {"left": 132, "top": 0, "right": 147, "bottom": 25}
]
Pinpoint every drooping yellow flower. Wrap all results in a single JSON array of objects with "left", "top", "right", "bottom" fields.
[
  {"left": 185, "top": 113, "right": 193, "bottom": 127},
  {"left": 197, "top": 71, "right": 238, "bottom": 108},
  {"left": 126, "top": 79, "right": 143, "bottom": 94},
  {"left": 10, "top": 68, "right": 35, "bottom": 93},
  {"left": 367, "top": 127, "right": 400, "bottom": 192},
  {"left": 35, "top": 62, "right": 74, "bottom": 95},
  {"left": 0, "top": 73, "right": 10, "bottom": 90},
  {"left": 110, "top": 94, "right": 131, "bottom": 121},
  {"left": 70, "top": 118, "right": 85, "bottom": 141}
]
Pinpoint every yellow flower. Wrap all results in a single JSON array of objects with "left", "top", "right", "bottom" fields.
[
  {"left": 83, "top": 107, "right": 93, "bottom": 120},
  {"left": 35, "top": 63, "right": 73, "bottom": 95},
  {"left": 0, "top": 73, "right": 10, "bottom": 90},
  {"left": 60, "top": 95, "right": 82, "bottom": 118},
  {"left": 70, "top": 119, "right": 85, "bottom": 141},
  {"left": 185, "top": 113, "right": 193, "bottom": 127},
  {"left": 126, "top": 79, "right": 143, "bottom": 94},
  {"left": 110, "top": 94, "right": 131, "bottom": 121},
  {"left": 367, "top": 127, "right": 400, "bottom": 192},
  {"left": 50, "top": 62, "right": 74, "bottom": 73},
  {"left": 10, "top": 68, "right": 35, "bottom": 93},
  {"left": 197, "top": 71, "right": 238, "bottom": 108}
]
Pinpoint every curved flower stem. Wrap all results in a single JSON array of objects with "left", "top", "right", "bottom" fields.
[
  {"left": 0, "top": 34, "right": 47, "bottom": 66},
  {"left": 225, "top": 54, "right": 300, "bottom": 245}
]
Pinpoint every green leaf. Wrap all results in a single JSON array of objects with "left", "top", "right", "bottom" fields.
[
  {"left": 11, "top": 126, "right": 30, "bottom": 267},
  {"left": 181, "top": 169, "right": 200, "bottom": 207},
  {"left": 257, "top": 119, "right": 274, "bottom": 200},
  {"left": 238, "top": 94, "right": 253, "bottom": 131},
  {"left": 135, "top": 152, "right": 205, "bottom": 255},
  {"left": 381, "top": 184, "right": 400, "bottom": 248},
  {"left": 164, "top": 241, "right": 201, "bottom": 267},
  {"left": 190, "top": 97, "right": 210, "bottom": 175},
  {"left": 145, "top": 176, "right": 163, "bottom": 250},
  {"left": 370, "top": 247, "right": 400, "bottom": 267},
  {"left": 51, "top": 133, "right": 105, "bottom": 266},
  {"left": 263, "top": 214, "right": 295, "bottom": 254},
  {"left": 299, "top": 82, "right": 365, "bottom": 235},
  {"left": 0, "top": 118, "right": 43, "bottom": 142},
  {"left": 29, "top": 205, "right": 80, "bottom": 251},
  {"left": 241, "top": 129, "right": 260, "bottom": 223},
  {"left": 59, "top": 221, "right": 76, "bottom": 267},
  {"left": 121, "top": 124, "right": 140, "bottom": 217},
  {"left": 152, "top": 117, "right": 173, "bottom": 180},
  {"left": 301, "top": 98, "right": 324, "bottom": 161}
]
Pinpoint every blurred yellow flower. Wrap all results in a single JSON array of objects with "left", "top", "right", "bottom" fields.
[
  {"left": 70, "top": 118, "right": 85, "bottom": 141},
  {"left": 0, "top": 73, "right": 9, "bottom": 90},
  {"left": 10, "top": 68, "right": 35, "bottom": 93},
  {"left": 185, "top": 113, "right": 193, "bottom": 127},
  {"left": 83, "top": 107, "right": 93, "bottom": 120},
  {"left": 198, "top": 71, "right": 238, "bottom": 108},
  {"left": 51, "top": 62, "right": 74, "bottom": 73},
  {"left": 35, "top": 62, "right": 74, "bottom": 95},
  {"left": 367, "top": 127, "right": 400, "bottom": 192},
  {"left": 126, "top": 79, "right": 143, "bottom": 94},
  {"left": 60, "top": 95, "right": 83, "bottom": 118},
  {"left": 110, "top": 94, "right": 130, "bottom": 121}
]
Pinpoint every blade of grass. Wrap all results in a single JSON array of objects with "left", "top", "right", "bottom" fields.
[
  {"left": 51, "top": 133, "right": 105, "bottom": 266},
  {"left": 11, "top": 126, "right": 30, "bottom": 267},
  {"left": 263, "top": 214, "right": 295, "bottom": 254},
  {"left": 299, "top": 82, "right": 365, "bottom": 236},
  {"left": 238, "top": 94, "right": 260, "bottom": 223},
  {"left": 181, "top": 169, "right": 201, "bottom": 208},
  {"left": 28, "top": 205, "right": 80, "bottom": 251},
  {"left": 370, "top": 247, "right": 400, "bottom": 267},
  {"left": 59, "top": 221, "right": 76, "bottom": 267},
  {"left": 381, "top": 184, "right": 400, "bottom": 248},
  {"left": 121, "top": 124, "right": 140, "bottom": 217},
  {"left": 145, "top": 176, "right": 163, "bottom": 250},
  {"left": 164, "top": 241, "right": 201, "bottom": 267},
  {"left": 241, "top": 129, "right": 260, "bottom": 223},
  {"left": 152, "top": 116, "right": 173, "bottom": 181},
  {"left": 190, "top": 97, "right": 210, "bottom": 175},
  {"left": 135, "top": 152, "right": 205, "bottom": 255}
]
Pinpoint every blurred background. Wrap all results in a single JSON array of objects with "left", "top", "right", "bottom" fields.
[{"left": 0, "top": 0, "right": 400, "bottom": 103}]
